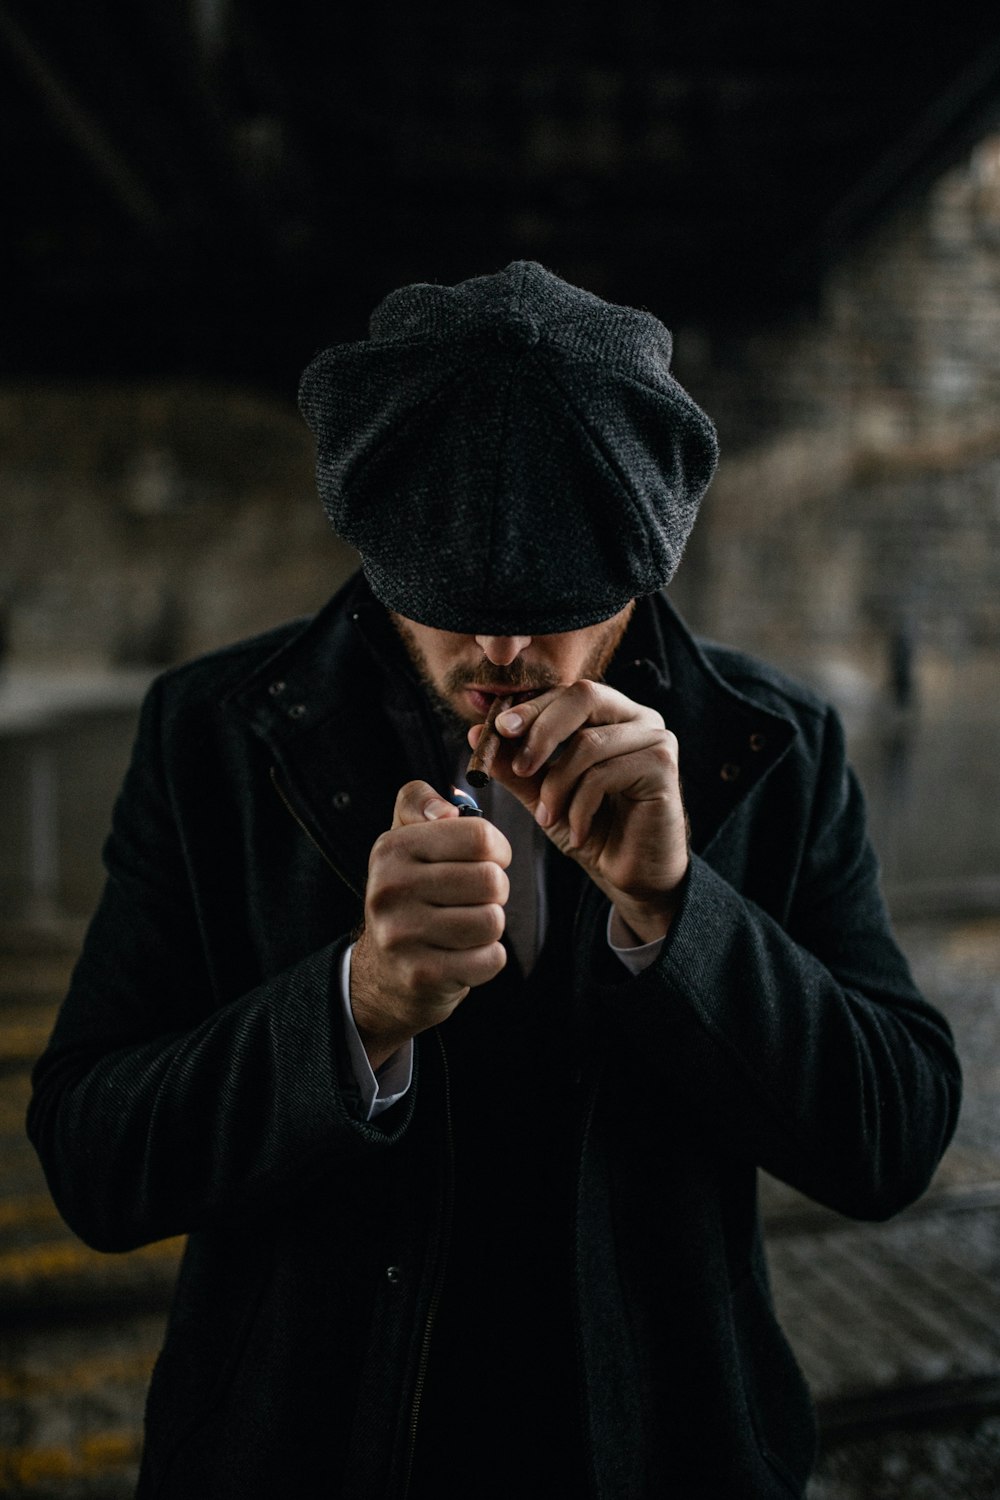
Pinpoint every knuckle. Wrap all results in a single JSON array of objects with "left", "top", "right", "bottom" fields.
[
  {"left": 578, "top": 758, "right": 606, "bottom": 788},
  {"left": 372, "top": 827, "right": 416, "bottom": 871},
  {"left": 488, "top": 941, "right": 508, "bottom": 974},
  {"left": 405, "top": 957, "right": 436, "bottom": 993},
  {"left": 573, "top": 678, "right": 599, "bottom": 711},
  {"left": 578, "top": 724, "right": 606, "bottom": 753},
  {"left": 365, "top": 878, "right": 392, "bottom": 916},
  {"left": 470, "top": 942, "right": 507, "bottom": 983},
  {"left": 654, "top": 729, "right": 679, "bottom": 767},
  {"left": 370, "top": 829, "right": 394, "bottom": 864},
  {"left": 367, "top": 869, "right": 408, "bottom": 915},
  {"left": 491, "top": 832, "right": 513, "bottom": 867},
  {"left": 378, "top": 912, "right": 409, "bottom": 951},
  {"left": 463, "top": 820, "right": 491, "bottom": 858}
]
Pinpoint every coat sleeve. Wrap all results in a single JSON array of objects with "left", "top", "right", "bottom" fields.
[
  {"left": 599, "top": 704, "right": 962, "bottom": 1221},
  {"left": 26, "top": 676, "right": 416, "bottom": 1254}
]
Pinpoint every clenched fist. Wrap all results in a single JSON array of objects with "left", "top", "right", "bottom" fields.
[{"left": 350, "top": 781, "right": 512, "bottom": 1070}]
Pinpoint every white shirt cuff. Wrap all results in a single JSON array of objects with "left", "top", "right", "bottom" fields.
[
  {"left": 339, "top": 943, "right": 414, "bottom": 1119},
  {"left": 607, "top": 906, "right": 665, "bottom": 973}
]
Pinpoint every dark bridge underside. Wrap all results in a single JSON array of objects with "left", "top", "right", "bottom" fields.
[{"left": 3, "top": 2, "right": 1000, "bottom": 390}]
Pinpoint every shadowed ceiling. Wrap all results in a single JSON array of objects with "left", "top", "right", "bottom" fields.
[{"left": 4, "top": 2, "right": 1000, "bottom": 392}]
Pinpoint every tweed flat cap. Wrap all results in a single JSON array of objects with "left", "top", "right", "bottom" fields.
[{"left": 299, "top": 260, "right": 719, "bottom": 634}]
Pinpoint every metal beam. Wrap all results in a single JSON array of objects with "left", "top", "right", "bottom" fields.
[{"left": 0, "top": 4, "right": 166, "bottom": 236}]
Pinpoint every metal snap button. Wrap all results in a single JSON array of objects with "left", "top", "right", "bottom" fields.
[
  {"left": 720, "top": 762, "right": 741, "bottom": 782},
  {"left": 332, "top": 791, "right": 351, "bottom": 811},
  {"left": 287, "top": 703, "right": 306, "bottom": 720},
  {"left": 268, "top": 680, "right": 286, "bottom": 696},
  {"left": 386, "top": 1265, "right": 402, "bottom": 1285},
  {"left": 749, "top": 732, "right": 766, "bottom": 752}
]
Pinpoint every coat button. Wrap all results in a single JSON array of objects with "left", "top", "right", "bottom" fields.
[
  {"left": 720, "top": 762, "right": 741, "bottom": 782},
  {"left": 332, "top": 790, "right": 351, "bottom": 811},
  {"left": 268, "top": 680, "right": 286, "bottom": 696},
  {"left": 287, "top": 703, "right": 307, "bottom": 720},
  {"left": 749, "top": 732, "right": 766, "bottom": 751},
  {"left": 386, "top": 1265, "right": 402, "bottom": 1285}
]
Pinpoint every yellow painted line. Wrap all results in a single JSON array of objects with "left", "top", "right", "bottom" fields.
[
  {"left": 0, "top": 1195, "right": 61, "bottom": 1232},
  {"left": 0, "top": 1083, "right": 33, "bottom": 1131},
  {"left": 0, "top": 1347, "right": 157, "bottom": 1401},
  {"left": 0, "top": 1102, "right": 31, "bottom": 1133},
  {"left": 0, "top": 1022, "right": 54, "bottom": 1064},
  {"left": 0, "top": 1432, "right": 139, "bottom": 1486},
  {"left": 0, "top": 1235, "right": 184, "bottom": 1286},
  {"left": 0, "top": 976, "right": 70, "bottom": 1004}
]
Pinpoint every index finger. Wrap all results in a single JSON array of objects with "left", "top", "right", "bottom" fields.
[
  {"left": 390, "top": 815, "right": 513, "bottom": 869},
  {"left": 493, "top": 682, "right": 651, "bottom": 776}
]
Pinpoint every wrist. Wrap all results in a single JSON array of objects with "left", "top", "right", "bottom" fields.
[
  {"left": 349, "top": 934, "right": 414, "bottom": 1071},
  {"left": 611, "top": 874, "right": 686, "bottom": 945},
  {"left": 611, "top": 902, "right": 671, "bottom": 945}
]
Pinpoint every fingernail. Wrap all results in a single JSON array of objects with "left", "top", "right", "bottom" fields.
[
  {"left": 535, "top": 802, "right": 550, "bottom": 828},
  {"left": 424, "top": 799, "right": 450, "bottom": 820},
  {"left": 497, "top": 710, "right": 523, "bottom": 733}
]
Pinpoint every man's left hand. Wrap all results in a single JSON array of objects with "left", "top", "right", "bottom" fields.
[{"left": 468, "top": 682, "right": 689, "bottom": 942}]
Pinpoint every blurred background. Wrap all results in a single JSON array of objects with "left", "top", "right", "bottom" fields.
[{"left": 2, "top": 4, "right": 1000, "bottom": 1496}]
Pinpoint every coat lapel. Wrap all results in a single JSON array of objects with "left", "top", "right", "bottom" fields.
[
  {"left": 224, "top": 581, "right": 452, "bottom": 902},
  {"left": 606, "top": 593, "right": 799, "bottom": 856}
]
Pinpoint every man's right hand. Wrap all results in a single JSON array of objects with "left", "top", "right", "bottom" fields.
[{"left": 349, "top": 781, "right": 512, "bottom": 1070}]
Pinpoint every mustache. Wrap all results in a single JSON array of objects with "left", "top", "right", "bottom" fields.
[{"left": 444, "top": 658, "right": 559, "bottom": 693}]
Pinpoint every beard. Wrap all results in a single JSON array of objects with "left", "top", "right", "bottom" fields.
[{"left": 391, "top": 603, "right": 635, "bottom": 745}]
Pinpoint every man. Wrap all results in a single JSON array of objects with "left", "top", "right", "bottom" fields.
[{"left": 29, "top": 262, "right": 960, "bottom": 1497}]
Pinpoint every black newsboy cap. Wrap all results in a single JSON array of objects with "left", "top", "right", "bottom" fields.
[{"left": 298, "top": 260, "right": 719, "bottom": 635}]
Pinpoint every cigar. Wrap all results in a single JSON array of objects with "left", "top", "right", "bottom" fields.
[{"left": 466, "top": 694, "right": 515, "bottom": 788}]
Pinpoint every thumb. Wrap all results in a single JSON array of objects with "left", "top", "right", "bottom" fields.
[{"left": 391, "top": 780, "right": 458, "bottom": 829}]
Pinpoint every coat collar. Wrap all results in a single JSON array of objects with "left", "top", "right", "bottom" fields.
[
  {"left": 224, "top": 574, "right": 798, "bottom": 894},
  {"left": 605, "top": 592, "right": 798, "bottom": 854}
]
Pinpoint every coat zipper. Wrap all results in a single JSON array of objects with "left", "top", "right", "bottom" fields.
[
  {"left": 400, "top": 1029, "right": 455, "bottom": 1500},
  {"left": 268, "top": 764, "right": 364, "bottom": 901}
]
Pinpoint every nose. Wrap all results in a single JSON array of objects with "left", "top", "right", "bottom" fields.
[{"left": 475, "top": 634, "right": 533, "bottom": 666}]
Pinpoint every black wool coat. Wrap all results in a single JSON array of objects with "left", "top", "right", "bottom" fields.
[{"left": 28, "top": 576, "right": 961, "bottom": 1499}]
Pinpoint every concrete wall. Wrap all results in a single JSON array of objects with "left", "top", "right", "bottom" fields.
[{"left": 0, "top": 385, "right": 357, "bottom": 922}]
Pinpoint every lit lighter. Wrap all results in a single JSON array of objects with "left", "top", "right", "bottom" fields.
[{"left": 447, "top": 787, "right": 485, "bottom": 818}]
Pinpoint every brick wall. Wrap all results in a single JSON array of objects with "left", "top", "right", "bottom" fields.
[
  {"left": 0, "top": 384, "right": 354, "bottom": 670},
  {"left": 672, "top": 137, "right": 1000, "bottom": 896}
]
